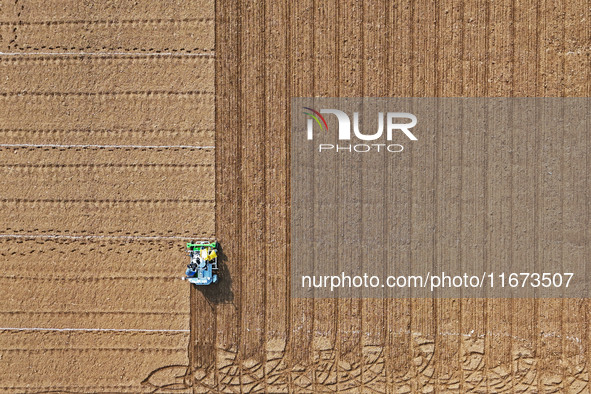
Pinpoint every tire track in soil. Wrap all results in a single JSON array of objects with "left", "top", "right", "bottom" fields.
[
  {"left": 562, "top": 1, "right": 590, "bottom": 391},
  {"left": 238, "top": 0, "right": 266, "bottom": 368},
  {"left": 263, "top": 0, "right": 290, "bottom": 391},
  {"left": 192, "top": 0, "right": 242, "bottom": 392},
  {"left": 286, "top": 0, "right": 314, "bottom": 379},
  {"left": 409, "top": 0, "right": 439, "bottom": 391},
  {"left": 459, "top": 1, "right": 489, "bottom": 388},
  {"left": 511, "top": 2, "right": 541, "bottom": 390},
  {"left": 309, "top": 1, "right": 340, "bottom": 391},
  {"left": 536, "top": 0, "right": 566, "bottom": 391},
  {"left": 337, "top": 0, "right": 363, "bottom": 391},
  {"left": 384, "top": 1, "right": 414, "bottom": 389},
  {"left": 484, "top": 0, "right": 513, "bottom": 383},
  {"left": 434, "top": 0, "right": 464, "bottom": 389},
  {"left": 361, "top": 1, "right": 389, "bottom": 391}
]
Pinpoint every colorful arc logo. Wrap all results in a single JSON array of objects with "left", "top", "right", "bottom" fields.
[{"left": 303, "top": 107, "right": 328, "bottom": 132}]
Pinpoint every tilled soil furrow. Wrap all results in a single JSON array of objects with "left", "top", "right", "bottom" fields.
[
  {"left": 335, "top": 1, "right": 364, "bottom": 391},
  {"left": 284, "top": 0, "right": 314, "bottom": 368},
  {"left": 0, "top": 204, "right": 214, "bottom": 237},
  {"left": 0, "top": 166, "right": 213, "bottom": 200},
  {"left": 309, "top": 2, "right": 340, "bottom": 391},
  {"left": 0, "top": 148, "right": 214, "bottom": 165},
  {"left": 263, "top": 0, "right": 289, "bottom": 366},
  {"left": 0, "top": 95, "right": 214, "bottom": 130},
  {"left": 0, "top": 129, "right": 215, "bottom": 147},
  {"left": 0, "top": 57, "right": 214, "bottom": 93},
  {"left": 5, "top": 0, "right": 214, "bottom": 22}
]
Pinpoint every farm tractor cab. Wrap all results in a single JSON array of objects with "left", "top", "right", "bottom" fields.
[{"left": 183, "top": 242, "right": 218, "bottom": 285}]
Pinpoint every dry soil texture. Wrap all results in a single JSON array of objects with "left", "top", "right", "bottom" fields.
[
  {"left": 1, "top": 0, "right": 591, "bottom": 393},
  {"left": 210, "top": 0, "right": 591, "bottom": 392},
  {"left": 0, "top": 0, "right": 214, "bottom": 392}
]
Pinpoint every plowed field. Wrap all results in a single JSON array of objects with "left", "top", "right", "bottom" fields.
[{"left": 1, "top": 0, "right": 590, "bottom": 393}]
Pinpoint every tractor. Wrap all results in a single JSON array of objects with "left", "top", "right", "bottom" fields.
[{"left": 183, "top": 241, "right": 218, "bottom": 285}]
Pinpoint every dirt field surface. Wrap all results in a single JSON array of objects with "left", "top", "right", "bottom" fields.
[
  {"left": 0, "top": 0, "right": 214, "bottom": 392},
  {"left": 211, "top": 0, "right": 590, "bottom": 393},
  {"left": 0, "top": 0, "right": 590, "bottom": 393}
]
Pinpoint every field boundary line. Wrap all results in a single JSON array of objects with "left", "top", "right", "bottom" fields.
[
  {"left": 0, "top": 310, "right": 188, "bottom": 316},
  {"left": 0, "top": 143, "right": 215, "bottom": 149},
  {"left": 0, "top": 18, "right": 213, "bottom": 26},
  {"left": 0, "top": 233, "right": 213, "bottom": 241},
  {"left": 0, "top": 275, "right": 182, "bottom": 281},
  {"left": 0, "top": 51, "right": 215, "bottom": 57},
  {"left": 0, "top": 128, "right": 214, "bottom": 133},
  {"left": 0, "top": 198, "right": 214, "bottom": 203},
  {"left": 0, "top": 327, "right": 189, "bottom": 333},
  {"left": 0, "top": 90, "right": 213, "bottom": 97}
]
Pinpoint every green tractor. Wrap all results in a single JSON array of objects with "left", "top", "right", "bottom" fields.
[{"left": 183, "top": 242, "right": 218, "bottom": 285}]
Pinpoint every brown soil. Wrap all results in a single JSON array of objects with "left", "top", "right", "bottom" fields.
[
  {"left": 211, "top": 0, "right": 590, "bottom": 392},
  {"left": 0, "top": 0, "right": 589, "bottom": 392},
  {"left": 0, "top": 0, "right": 214, "bottom": 391}
]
